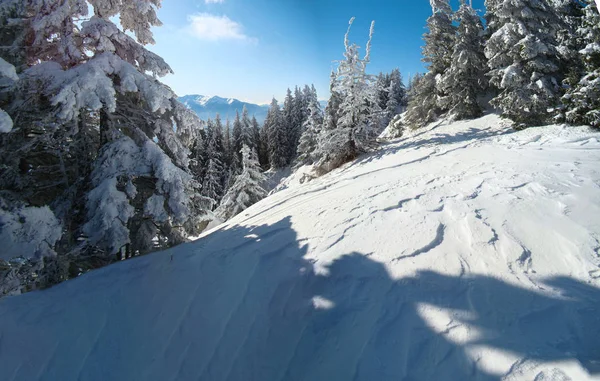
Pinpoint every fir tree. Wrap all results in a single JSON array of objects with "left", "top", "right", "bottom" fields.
[
  {"left": 216, "top": 145, "right": 267, "bottom": 221},
  {"left": 315, "top": 18, "right": 378, "bottom": 173},
  {"left": 266, "top": 98, "right": 288, "bottom": 168},
  {"left": 563, "top": 0, "right": 600, "bottom": 128},
  {"left": 442, "top": 0, "right": 488, "bottom": 120},
  {"left": 201, "top": 120, "right": 225, "bottom": 210},
  {"left": 251, "top": 115, "right": 261, "bottom": 157},
  {"left": 405, "top": 72, "right": 439, "bottom": 129},
  {"left": 240, "top": 105, "right": 254, "bottom": 151},
  {"left": 406, "top": 0, "right": 455, "bottom": 128},
  {"left": 0, "top": 0, "right": 209, "bottom": 270},
  {"left": 323, "top": 70, "right": 342, "bottom": 131},
  {"left": 281, "top": 88, "right": 295, "bottom": 164},
  {"left": 231, "top": 111, "right": 243, "bottom": 174},
  {"left": 485, "top": 0, "right": 563, "bottom": 127},
  {"left": 388, "top": 68, "right": 407, "bottom": 112},
  {"left": 296, "top": 96, "right": 324, "bottom": 166}
]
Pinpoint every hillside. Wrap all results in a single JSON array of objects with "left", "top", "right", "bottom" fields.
[
  {"left": 178, "top": 95, "right": 269, "bottom": 124},
  {"left": 1, "top": 115, "right": 599, "bottom": 381}
]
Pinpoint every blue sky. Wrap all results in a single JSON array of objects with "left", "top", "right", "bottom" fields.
[{"left": 150, "top": 0, "right": 486, "bottom": 104}]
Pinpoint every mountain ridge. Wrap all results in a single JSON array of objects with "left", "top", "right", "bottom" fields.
[{"left": 179, "top": 94, "right": 270, "bottom": 124}]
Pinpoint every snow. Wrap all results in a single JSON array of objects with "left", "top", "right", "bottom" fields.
[
  {"left": 1, "top": 114, "right": 600, "bottom": 380},
  {"left": 0, "top": 109, "right": 13, "bottom": 133},
  {"left": 0, "top": 206, "right": 62, "bottom": 260},
  {"left": 0, "top": 57, "right": 18, "bottom": 81}
]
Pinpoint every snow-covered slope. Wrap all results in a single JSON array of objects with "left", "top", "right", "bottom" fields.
[{"left": 2, "top": 115, "right": 600, "bottom": 381}]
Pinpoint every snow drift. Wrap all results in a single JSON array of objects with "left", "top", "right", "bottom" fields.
[{"left": 1, "top": 115, "right": 599, "bottom": 381}]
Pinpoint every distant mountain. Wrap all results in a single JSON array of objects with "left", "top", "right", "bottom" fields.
[{"left": 178, "top": 95, "right": 269, "bottom": 125}]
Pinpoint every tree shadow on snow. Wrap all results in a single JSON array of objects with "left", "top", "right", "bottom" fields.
[
  {"left": 193, "top": 219, "right": 600, "bottom": 380},
  {"left": 303, "top": 253, "right": 600, "bottom": 380},
  {"left": 1, "top": 216, "right": 599, "bottom": 381}
]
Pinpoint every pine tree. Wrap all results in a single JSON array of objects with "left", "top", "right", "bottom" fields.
[
  {"left": 223, "top": 118, "right": 232, "bottom": 167},
  {"left": 314, "top": 18, "right": 378, "bottom": 173},
  {"left": 216, "top": 145, "right": 267, "bottom": 221},
  {"left": 406, "top": 0, "right": 455, "bottom": 128},
  {"left": 375, "top": 73, "right": 390, "bottom": 113},
  {"left": 405, "top": 72, "right": 439, "bottom": 129},
  {"left": 485, "top": 0, "right": 563, "bottom": 127},
  {"left": 289, "top": 86, "right": 305, "bottom": 161},
  {"left": 258, "top": 119, "right": 270, "bottom": 169},
  {"left": 266, "top": 98, "right": 288, "bottom": 168},
  {"left": 388, "top": 68, "right": 407, "bottom": 111},
  {"left": 323, "top": 70, "right": 342, "bottom": 131},
  {"left": 201, "top": 120, "right": 225, "bottom": 210},
  {"left": 231, "top": 110, "right": 243, "bottom": 174},
  {"left": 1, "top": 0, "right": 209, "bottom": 264},
  {"left": 281, "top": 88, "right": 295, "bottom": 164},
  {"left": 251, "top": 115, "right": 261, "bottom": 157},
  {"left": 296, "top": 96, "right": 324, "bottom": 166},
  {"left": 441, "top": 0, "right": 488, "bottom": 120},
  {"left": 563, "top": 0, "right": 600, "bottom": 128},
  {"left": 213, "top": 114, "right": 227, "bottom": 190},
  {"left": 240, "top": 105, "right": 254, "bottom": 152}
]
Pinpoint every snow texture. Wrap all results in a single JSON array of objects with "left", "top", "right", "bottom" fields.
[
  {"left": 0, "top": 109, "right": 12, "bottom": 133},
  {"left": 1, "top": 115, "right": 600, "bottom": 381},
  {"left": 0, "top": 206, "right": 62, "bottom": 260}
]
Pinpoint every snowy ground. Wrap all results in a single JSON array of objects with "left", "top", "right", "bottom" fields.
[{"left": 1, "top": 114, "right": 600, "bottom": 381}]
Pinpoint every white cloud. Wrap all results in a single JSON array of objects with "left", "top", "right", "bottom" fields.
[
  {"left": 187, "top": 13, "right": 253, "bottom": 42},
  {"left": 204, "top": 0, "right": 225, "bottom": 3}
]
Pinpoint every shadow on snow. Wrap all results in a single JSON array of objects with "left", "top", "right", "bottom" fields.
[{"left": 1, "top": 216, "right": 599, "bottom": 381}]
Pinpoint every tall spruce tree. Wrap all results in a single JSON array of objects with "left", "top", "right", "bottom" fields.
[
  {"left": 442, "top": 0, "right": 488, "bottom": 120},
  {"left": 0, "top": 0, "right": 211, "bottom": 294},
  {"left": 231, "top": 110, "right": 243, "bottom": 174},
  {"left": 315, "top": 18, "right": 377, "bottom": 173},
  {"left": 266, "top": 98, "right": 288, "bottom": 168},
  {"left": 563, "top": 0, "right": 600, "bottom": 128},
  {"left": 485, "top": 0, "right": 563, "bottom": 127},
  {"left": 405, "top": 0, "right": 455, "bottom": 128},
  {"left": 216, "top": 145, "right": 267, "bottom": 221},
  {"left": 296, "top": 95, "right": 324, "bottom": 166}
]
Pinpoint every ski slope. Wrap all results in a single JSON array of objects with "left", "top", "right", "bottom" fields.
[{"left": 1, "top": 115, "right": 600, "bottom": 381}]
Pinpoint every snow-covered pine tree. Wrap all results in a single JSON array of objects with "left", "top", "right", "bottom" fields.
[
  {"left": 485, "top": 0, "right": 563, "bottom": 127},
  {"left": 231, "top": 110, "right": 243, "bottom": 174},
  {"left": 223, "top": 117, "right": 235, "bottom": 190},
  {"left": 289, "top": 86, "right": 305, "bottom": 161},
  {"left": 281, "top": 88, "right": 295, "bottom": 165},
  {"left": 17, "top": 0, "right": 209, "bottom": 258},
  {"left": 215, "top": 144, "right": 267, "bottom": 221},
  {"left": 315, "top": 18, "right": 378, "bottom": 174},
  {"left": 201, "top": 119, "right": 225, "bottom": 210},
  {"left": 213, "top": 114, "right": 228, "bottom": 190},
  {"left": 405, "top": 72, "right": 439, "bottom": 129},
  {"left": 251, "top": 115, "right": 261, "bottom": 157},
  {"left": 553, "top": 0, "right": 586, "bottom": 87},
  {"left": 405, "top": 0, "right": 455, "bottom": 128},
  {"left": 441, "top": 0, "right": 488, "bottom": 120},
  {"left": 375, "top": 73, "right": 390, "bottom": 113},
  {"left": 302, "top": 85, "right": 313, "bottom": 120},
  {"left": 296, "top": 95, "right": 324, "bottom": 166},
  {"left": 563, "top": 0, "right": 600, "bottom": 128},
  {"left": 323, "top": 70, "right": 342, "bottom": 131},
  {"left": 388, "top": 68, "right": 407, "bottom": 112},
  {"left": 258, "top": 118, "right": 270, "bottom": 169},
  {"left": 240, "top": 105, "right": 255, "bottom": 154},
  {"left": 266, "top": 98, "right": 288, "bottom": 168},
  {"left": 223, "top": 117, "right": 232, "bottom": 167}
]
